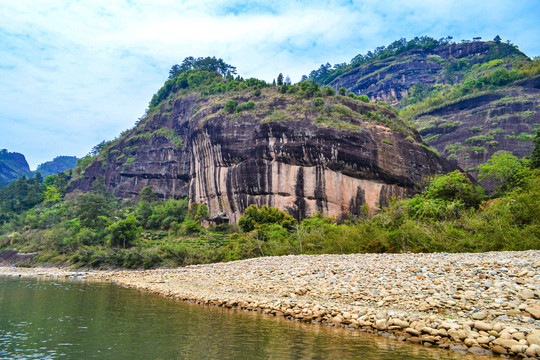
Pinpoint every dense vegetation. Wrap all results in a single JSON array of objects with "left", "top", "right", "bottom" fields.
[
  {"left": 400, "top": 58, "right": 540, "bottom": 120},
  {"left": 1, "top": 47, "right": 538, "bottom": 269},
  {"left": 304, "top": 36, "right": 523, "bottom": 86},
  {"left": 149, "top": 56, "right": 265, "bottom": 107},
  {"left": 1, "top": 137, "right": 538, "bottom": 268}
]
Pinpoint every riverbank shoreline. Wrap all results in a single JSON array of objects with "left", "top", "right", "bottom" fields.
[{"left": 2, "top": 251, "right": 539, "bottom": 358}]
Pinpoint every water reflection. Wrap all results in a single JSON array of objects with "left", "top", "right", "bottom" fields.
[{"left": 0, "top": 277, "right": 482, "bottom": 360}]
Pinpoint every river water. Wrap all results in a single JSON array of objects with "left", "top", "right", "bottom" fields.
[{"left": 0, "top": 276, "right": 481, "bottom": 360}]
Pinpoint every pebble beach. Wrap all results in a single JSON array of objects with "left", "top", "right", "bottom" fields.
[{"left": 2, "top": 251, "right": 539, "bottom": 358}]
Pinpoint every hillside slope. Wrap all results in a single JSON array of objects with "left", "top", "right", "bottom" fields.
[
  {"left": 412, "top": 75, "right": 539, "bottom": 171},
  {"left": 306, "top": 37, "right": 538, "bottom": 172},
  {"left": 69, "top": 70, "right": 457, "bottom": 221},
  {"left": 313, "top": 38, "right": 528, "bottom": 105}
]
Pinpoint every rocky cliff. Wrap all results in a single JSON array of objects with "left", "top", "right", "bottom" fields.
[
  {"left": 70, "top": 84, "right": 457, "bottom": 222},
  {"left": 413, "top": 75, "right": 540, "bottom": 172},
  {"left": 327, "top": 41, "right": 528, "bottom": 105},
  {"left": 309, "top": 39, "right": 538, "bottom": 171}
]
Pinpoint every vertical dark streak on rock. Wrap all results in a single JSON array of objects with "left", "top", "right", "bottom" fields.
[
  {"left": 293, "top": 167, "right": 306, "bottom": 220},
  {"left": 378, "top": 185, "right": 406, "bottom": 208},
  {"left": 314, "top": 166, "right": 327, "bottom": 213},
  {"left": 349, "top": 186, "right": 366, "bottom": 216},
  {"left": 226, "top": 168, "right": 235, "bottom": 213},
  {"left": 266, "top": 160, "right": 273, "bottom": 207}
]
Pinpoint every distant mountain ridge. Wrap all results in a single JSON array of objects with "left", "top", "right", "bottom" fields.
[
  {"left": 35, "top": 156, "right": 78, "bottom": 178},
  {"left": 0, "top": 149, "right": 31, "bottom": 186},
  {"left": 0, "top": 150, "right": 77, "bottom": 186}
]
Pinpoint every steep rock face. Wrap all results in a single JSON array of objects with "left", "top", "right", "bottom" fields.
[
  {"left": 413, "top": 76, "right": 540, "bottom": 171},
  {"left": 71, "top": 92, "right": 457, "bottom": 222},
  {"left": 329, "top": 42, "right": 527, "bottom": 105},
  {"left": 0, "top": 149, "right": 31, "bottom": 186}
]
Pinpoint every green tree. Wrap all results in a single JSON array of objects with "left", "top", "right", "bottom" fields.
[
  {"left": 357, "top": 95, "right": 369, "bottom": 102},
  {"left": 43, "top": 186, "right": 62, "bottom": 203},
  {"left": 90, "top": 140, "right": 108, "bottom": 156},
  {"left": 323, "top": 86, "right": 335, "bottom": 96},
  {"left": 424, "top": 171, "right": 484, "bottom": 208},
  {"left": 108, "top": 215, "right": 141, "bottom": 248},
  {"left": 140, "top": 185, "right": 158, "bottom": 203},
  {"left": 168, "top": 56, "right": 237, "bottom": 79},
  {"left": 168, "top": 64, "right": 182, "bottom": 79},
  {"left": 477, "top": 151, "right": 529, "bottom": 192},
  {"left": 195, "top": 204, "right": 209, "bottom": 223},
  {"left": 75, "top": 192, "right": 112, "bottom": 228},
  {"left": 54, "top": 172, "right": 69, "bottom": 195},
  {"left": 188, "top": 202, "right": 199, "bottom": 220},
  {"left": 136, "top": 200, "right": 153, "bottom": 227},
  {"left": 23, "top": 174, "right": 42, "bottom": 209},
  {"left": 238, "top": 204, "right": 297, "bottom": 232},
  {"left": 338, "top": 87, "right": 346, "bottom": 96},
  {"left": 531, "top": 130, "right": 540, "bottom": 169},
  {"left": 224, "top": 100, "right": 238, "bottom": 113},
  {"left": 277, "top": 73, "right": 284, "bottom": 86}
]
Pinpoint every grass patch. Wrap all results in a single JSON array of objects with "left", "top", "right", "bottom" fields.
[
  {"left": 420, "top": 144, "right": 439, "bottom": 156},
  {"left": 261, "top": 110, "right": 294, "bottom": 123},
  {"left": 153, "top": 127, "right": 184, "bottom": 148},
  {"left": 313, "top": 116, "right": 361, "bottom": 132},
  {"left": 465, "top": 135, "right": 494, "bottom": 144},
  {"left": 423, "top": 134, "right": 441, "bottom": 143}
]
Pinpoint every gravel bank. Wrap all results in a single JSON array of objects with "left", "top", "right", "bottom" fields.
[{"left": 2, "top": 251, "right": 539, "bottom": 358}]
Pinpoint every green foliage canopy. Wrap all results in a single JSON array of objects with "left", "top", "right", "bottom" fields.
[
  {"left": 531, "top": 130, "right": 540, "bottom": 169},
  {"left": 108, "top": 215, "right": 142, "bottom": 248},
  {"left": 238, "top": 205, "right": 297, "bottom": 233},
  {"left": 477, "top": 151, "right": 530, "bottom": 193},
  {"left": 424, "top": 170, "right": 484, "bottom": 208},
  {"left": 74, "top": 192, "right": 113, "bottom": 228},
  {"left": 168, "top": 56, "right": 237, "bottom": 79}
]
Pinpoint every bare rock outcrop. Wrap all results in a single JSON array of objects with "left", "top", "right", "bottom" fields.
[{"left": 70, "top": 91, "right": 458, "bottom": 221}]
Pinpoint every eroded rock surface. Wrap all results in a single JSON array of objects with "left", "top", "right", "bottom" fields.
[{"left": 70, "top": 92, "right": 457, "bottom": 221}]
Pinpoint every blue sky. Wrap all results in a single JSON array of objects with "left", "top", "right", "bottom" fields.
[{"left": 1, "top": 0, "right": 539, "bottom": 169}]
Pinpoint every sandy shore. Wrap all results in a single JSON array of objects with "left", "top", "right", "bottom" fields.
[{"left": 2, "top": 251, "right": 539, "bottom": 358}]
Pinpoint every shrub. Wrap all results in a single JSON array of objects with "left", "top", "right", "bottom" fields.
[
  {"left": 424, "top": 171, "right": 484, "bottom": 208},
  {"left": 108, "top": 215, "right": 142, "bottom": 248},
  {"left": 531, "top": 130, "right": 540, "bottom": 169},
  {"left": 323, "top": 86, "right": 335, "bottom": 96},
  {"left": 224, "top": 100, "right": 238, "bottom": 113},
  {"left": 195, "top": 204, "right": 209, "bottom": 222},
  {"left": 183, "top": 219, "right": 202, "bottom": 234},
  {"left": 238, "top": 205, "right": 297, "bottom": 232},
  {"left": 477, "top": 151, "right": 531, "bottom": 193},
  {"left": 357, "top": 95, "right": 369, "bottom": 103},
  {"left": 74, "top": 192, "right": 112, "bottom": 228},
  {"left": 312, "top": 97, "right": 324, "bottom": 107},
  {"left": 237, "top": 100, "right": 255, "bottom": 111}
]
